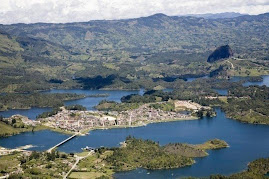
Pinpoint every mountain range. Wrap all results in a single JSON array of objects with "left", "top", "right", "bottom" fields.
[
  {"left": 181, "top": 12, "right": 247, "bottom": 19},
  {"left": 0, "top": 12, "right": 269, "bottom": 92}
]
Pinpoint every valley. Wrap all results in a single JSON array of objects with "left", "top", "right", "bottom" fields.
[{"left": 1, "top": 12, "right": 269, "bottom": 179}]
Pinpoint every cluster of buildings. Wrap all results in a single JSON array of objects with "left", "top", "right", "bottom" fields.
[
  {"left": 39, "top": 109, "right": 117, "bottom": 132},
  {"left": 117, "top": 104, "right": 192, "bottom": 126},
  {"left": 39, "top": 103, "right": 194, "bottom": 133},
  {"left": 175, "top": 100, "right": 205, "bottom": 111}
]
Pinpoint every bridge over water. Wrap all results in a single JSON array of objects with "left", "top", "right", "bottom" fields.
[{"left": 47, "top": 133, "right": 78, "bottom": 153}]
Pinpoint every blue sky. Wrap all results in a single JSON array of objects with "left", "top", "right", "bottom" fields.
[{"left": 1, "top": 0, "right": 269, "bottom": 24}]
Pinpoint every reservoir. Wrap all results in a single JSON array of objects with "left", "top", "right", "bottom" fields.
[
  {"left": 213, "top": 75, "right": 269, "bottom": 96},
  {"left": 0, "top": 89, "right": 143, "bottom": 119},
  {"left": 243, "top": 75, "right": 269, "bottom": 87},
  {"left": 0, "top": 78, "right": 269, "bottom": 178},
  {"left": 1, "top": 75, "right": 269, "bottom": 118},
  {"left": 0, "top": 108, "right": 268, "bottom": 178}
]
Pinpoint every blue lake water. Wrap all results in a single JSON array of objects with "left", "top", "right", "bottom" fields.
[
  {"left": 213, "top": 75, "right": 269, "bottom": 95},
  {"left": 0, "top": 108, "right": 268, "bottom": 178},
  {"left": 0, "top": 107, "right": 52, "bottom": 120},
  {"left": 0, "top": 78, "right": 269, "bottom": 178},
  {"left": 213, "top": 89, "right": 228, "bottom": 96},
  {"left": 186, "top": 75, "right": 209, "bottom": 82},
  {"left": 1, "top": 75, "right": 268, "bottom": 119},
  {"left": 43, "top": 89, "right": 144, "bottom": 110},
  {"left": 0, "top": 89, "right": 143, "bottom": 119},
  {"left": 243, "top": 75, "right": 269, "bottom": 87}
]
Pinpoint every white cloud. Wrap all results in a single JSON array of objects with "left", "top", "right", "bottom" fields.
[{"left": 0, "top": 0, "right": 269, "bottom": 24}]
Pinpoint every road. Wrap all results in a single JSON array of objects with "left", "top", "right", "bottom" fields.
[
  {"left": 63, "top": 150, "right": 94, "bottom": 179},
  {"left": 227, "top": 60, "right": 234, "bottom": 69}
]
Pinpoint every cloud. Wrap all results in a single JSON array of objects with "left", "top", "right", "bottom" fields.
[{"left": 0, "top": 0, "right": 269, "bottom": 24}]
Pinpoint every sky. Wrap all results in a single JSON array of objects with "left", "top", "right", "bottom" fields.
[{"left": 1, "top": 0, "right": 269, "bottom": 24}]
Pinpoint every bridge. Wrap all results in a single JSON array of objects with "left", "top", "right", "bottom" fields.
[{"left": 47, "top": 133, "right": 78, "bottom": 153}]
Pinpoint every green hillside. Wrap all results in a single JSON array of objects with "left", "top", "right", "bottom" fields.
[{"left": 0, "top": 13, "right": 269, "bottom": 92}]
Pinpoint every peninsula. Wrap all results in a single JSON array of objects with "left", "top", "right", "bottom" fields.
[{"left": 38, "top": 100, "right": 206, "bottom": 134}]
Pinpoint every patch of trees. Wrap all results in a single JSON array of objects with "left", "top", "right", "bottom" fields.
[
  {"left": 105, "top": 137, "right": 193, "bottom": 171},
  {"left": 95, "top": 100, "right": 140, "bottom": 111},
  {"left": 210, "top": 158, "right": 269, "bottom": 178},
  {"left": 65, "top": 104, "right": 86, "bottom": 111},
  {"left": 0, "top": 93, "right": 85, "bottom": 111},
  {"left": 229, "top": 86, "right": 269, "bottom": 99},
  {"left": 37, "top": 107, "right": 62, "bottom": 119}
]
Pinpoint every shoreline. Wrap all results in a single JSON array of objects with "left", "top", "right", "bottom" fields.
[
  {"left": 0, "top": 115, "right": 199, "bottom": 138},
  {"left": 43, "top": 116, "right": 198, "bottom": 136},
  {"left": 0, "top": 124, "right": 73, "bottom": 138}
]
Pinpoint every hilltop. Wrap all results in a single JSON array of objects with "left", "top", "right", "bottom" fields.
[
  {"left": 1, "top": 13, "right": 269, "bottom": 92},
  {"left": 181, "top": 12, "right": 246, "bottom": 19}
]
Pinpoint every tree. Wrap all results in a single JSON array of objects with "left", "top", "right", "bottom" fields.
[
  {"left": 196, "top": 110, "right": 204, "bottom": 118},
  {"left": 11, "top": 118, "right": 16, "bottom": 125}
]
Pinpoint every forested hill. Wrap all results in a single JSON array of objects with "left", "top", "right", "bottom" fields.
[
  {"left": 1, "top": 13, "right": 269, "bottom": 93},
  {"left": 182, "top": 12, "right": 246, "bottom": 19},
  {"left": 1, "top": 13, "right": 269, "bottom": 59}
]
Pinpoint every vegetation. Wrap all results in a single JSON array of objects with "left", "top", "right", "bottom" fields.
[
  {"left": 65, "top": 104, "right": 87, "bottom": 111},
  {"left": 164, "top": 139, "right": 228, "bottom": 158},
  {"left": 106, "top": 137, "right": 194, "bottom": 171},
  {"left": 1, "top": 14, "right": 269, "bottom": 93},
  {"left": 149, "top": 101, "right": 175, "bottom": 111},
  {"left": 105, "top": 137, "right": 227, "bottom": 172},
  {"left": 0, "top": 12, "right": 268, "bottom": 179},
  {"left": 0, "top": 116, "right": 48, "bottom": 137},
  {"left": 0, "top": 121, "right": 23, "bottom": 137},
  {"left": 1, "top": 149, "right": 267, "bottom": 179},
  {"left": 210, "top": 158, "right": 269, "bottom": 179},
  {"left": 95, "top": 100, "right": 140, "bottom": 111},
  {"left": 36, "top": 107, "right": 62, "bottom": 119},
  {"left": 69, "top": 151, "right": 114, "bottom": 179},
  {"left": 221, "top": 86, "right": 269, "bottom": 124},
  {"left": 0, "top": 150, "right": 75, "bottom": 178},
  {"left": 0, "top": 93, "right": 85, "bottom": 111}
]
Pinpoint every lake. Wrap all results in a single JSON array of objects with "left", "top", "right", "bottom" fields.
[
  {"left": 213, "top": 75, "right": 269, "bottom": 95},
  {"left": 185, "top": 75, "right": 209, "bottom": 82},
  {"left": 243, "top": 75, "right": 269, "bottom": 87},
  {"left": 1, "top": 75, "right": 269, "bottom": 118},
  {"left": 0, "top": 107, "right": 52, "bottom": 120},
  {"left": 0, "top": 108, "right": 268, "bottom": 178},
  {"left": 0, "top": 89, "right": 144, "bottom": 119}
]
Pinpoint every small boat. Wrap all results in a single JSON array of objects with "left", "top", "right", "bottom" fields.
[{"left": 81, "top": 146, "right": 94, "bottom": 151}]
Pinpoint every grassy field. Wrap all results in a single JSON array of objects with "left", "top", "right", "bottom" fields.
[
  {"left": 0, "top": 122, "right": 21, "bottom": 137},
  {"left": 69, "top": 151, "right": 114, "bottom": 179},
  {"left": 229, "top": 59, "right": 269, "bottom": 76},
  {"left": 0, "top": 152, "right": 21, "bottom": 177}
]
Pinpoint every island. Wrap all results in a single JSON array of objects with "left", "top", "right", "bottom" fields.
[{"left": 0, "top": 137, "right": 229, "bottom": 179}]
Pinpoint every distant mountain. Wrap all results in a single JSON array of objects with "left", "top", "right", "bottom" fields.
[
  {"left": 0, "top": 12, "right": 269, "bottom": 92},
  {"left": 181, "top": 12, "right": 247, "bottom": 19},
  {"left": 1, "top": 12, "right": 268, "bottom": 59}
]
